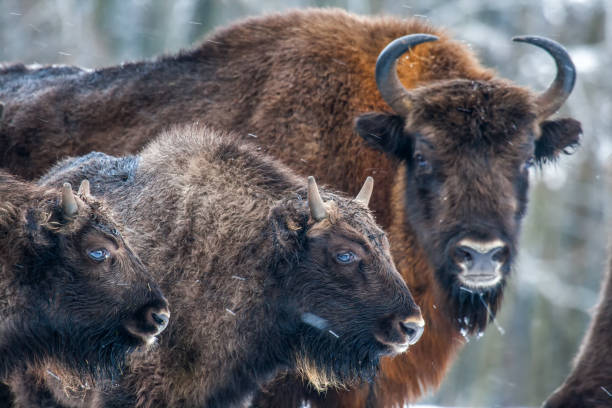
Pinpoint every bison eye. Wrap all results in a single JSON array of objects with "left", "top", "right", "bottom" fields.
[
  {"left": 88, "top": 248, "right": 110, "bottom": 263},
  {"left": 415, "top": 153, "right": 427, "bottom": 166},
  {"left": 414, "top": 152, "right": 431, "bottom": 173},
  {"left": 336, "top": 251, "right": 356, "bottom": 264}
]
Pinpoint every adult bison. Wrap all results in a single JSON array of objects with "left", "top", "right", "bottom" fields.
[
  {"left": 0, "top": 9, "right": 581, "bottom": 406},
  {"left": 29, "top": 125, "right": 425, "bottom": 407},
  {"left": 543, "top": 252, "right": 612, "bottom": 408},
  {"left": 0, "top": 172, "right": 169, "bottom": 405}
]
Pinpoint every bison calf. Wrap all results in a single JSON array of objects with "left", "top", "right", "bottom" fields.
[
  {"left": 0, "top": 172, "right": 169, "bottom": 405},
  {"left": 36, "top": 125, "right": 424, "bottom": 407},
  {"left": 543, "top": 252, "right": 612, "bottom": 408}
]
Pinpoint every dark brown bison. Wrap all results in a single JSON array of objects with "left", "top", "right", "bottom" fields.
[
  {"left": 0, "top": 171, "right": 169, "bottom": 405},
  {"left": 0, "top": 9, "right": 581, "bottom": 406},
  {"left": 542, "top": 252, "right": 612, "bottom": 408},
  {"left": 31, "top": 125, "right": 424, "bottom": 407}
]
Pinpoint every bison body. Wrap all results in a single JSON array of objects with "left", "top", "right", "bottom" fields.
[
  {"left": 543, "top": 251, "right": 612, "bottom": 408},
  {"left": 0, "top": 9, "right": 582, "bottom": 406},
  {"left": 0, "top": 171, "right": 169, "bottom": 405},
  {"left": 33, "top": 125, "right": 422, "bottom": 407}
]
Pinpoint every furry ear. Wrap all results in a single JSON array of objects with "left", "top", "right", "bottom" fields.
[
  {"left": 268, "top": 204, "right": 307, "bottom": 254},
  {"left": 354, "top": 113, "right": 412, "bottom": 158},
  {"left": 535, "top": 118, "right": 582, "bottom": 164}
]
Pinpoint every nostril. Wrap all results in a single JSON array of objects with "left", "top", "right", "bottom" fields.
[
  {"left": 399, "top": 321, "right": 425, "bottom": 345},
  {"left": 400, "top": 321, "right": 416, "bottom": 337},
  {"left": 453, "top": 246, "right": 473, "bottom": 267},
  {"left": 151, "top": 312, "right": 169, "bottom": 329},
  {"left": 491, "top": 245, "right": 509, "bottom": 263},
  {"left": 148, "top": 309, "right": 170, "bottom": 335}
]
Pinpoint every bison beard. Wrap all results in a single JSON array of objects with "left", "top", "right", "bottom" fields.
[
  {"left": 293, "top": 319, "right": 381, "bottom": 390},
  {"left": 1, "top": 313, "right": 137, "bottom": 385}
]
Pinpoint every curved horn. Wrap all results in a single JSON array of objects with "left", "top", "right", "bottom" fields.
[
  {"left": 354, "top": 176, "right": 374, "bottom": 207},
  {"left": 61, "top": 183, "right": 78, "bottom": 217},
  {"left": 77, "top": 179, "right": 91, "bottom": 197},
  {"left": 307, "top": 176, "right": 327, "bottom": 222},
  {"left": 376, "top": 34, "right": 439, "bottom": 116},
  {"left": 513, "top": 36, "right": 576, "bottom": 120}
]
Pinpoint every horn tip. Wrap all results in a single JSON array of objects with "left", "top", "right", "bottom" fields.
[
  {"left": 512, "top": 35, "right": 543, "bottom": 44},
  {"left": 78, "top": 179, "right": 90, "bottom": 196}
]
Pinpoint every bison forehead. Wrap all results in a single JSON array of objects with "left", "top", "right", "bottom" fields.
[{"left": 409, "top": 79, "right": 537, "bottom": 146}]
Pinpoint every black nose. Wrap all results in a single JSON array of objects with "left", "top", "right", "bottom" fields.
[
  {"left": 399, "top": 318, "right": 425, "bottom": 345},
  {"left": 452, "top": 239, "right": 509, "bottom": 285},
  {"left": 151, "top": 311, "right": 169, "bottom": 328},
  {"left": 148, "top": 308, "right": 170, "bottom": 333},
  {"left": 376, "top": 310, "right": 425, "bottom": 352},
  {"left": 123, "top": 297, "right": 170, "bottom": 342}
]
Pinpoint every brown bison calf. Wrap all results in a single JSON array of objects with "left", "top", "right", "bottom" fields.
[
  {"left": 0, "top": 9, "right": 581, "bottom": 406},
  {"left": 34, "top": 125, "right": 424, "bottom": 407},
  {"left": 543, "top": 253, "right": 612, "bottom": 408},
  {"left": 0, "top": 172, "right": 169, "bottom": 406}
]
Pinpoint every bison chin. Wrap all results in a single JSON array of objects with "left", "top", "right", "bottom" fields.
[
  {"left": 292, "top": 325, "right": 384, "bottom": 392},
  {"left": 444, "top": 269, "right": 506, "bottom": 335}
]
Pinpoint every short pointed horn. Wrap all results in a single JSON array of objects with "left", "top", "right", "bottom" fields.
[
  {"left": 354, "top": 176, "right": 374, "bottom": 207},
  {"left": 513, "top": 36, "right": 576, "bottom": 120},
  {"left": 376, "top": 34, "right": 439, "bottom": 116},
  {"left": 61, "top": 183, "right": 78, "bottom": 217},
  {"left": 77, "top": 180, "right": 90, "bottom": 197},
  {"left": 307, "top": 176, "right": 327, "bottom": 222}
]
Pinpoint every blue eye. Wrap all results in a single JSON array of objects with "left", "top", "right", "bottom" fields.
[
  {"left": 524, "top": 157, "right": 535, "bottom": 170},
  {"left": 414, "top": 153, "right": 429, "bottom": 169},
  {"left": 336, "top": 251, "right": 355, "bottom": 264},
  {"left": 88, "top": 248, "right": 110, "bottom": 263}
]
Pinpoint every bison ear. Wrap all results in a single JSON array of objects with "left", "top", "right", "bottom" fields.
[
  {"left": 354, "top": 113, "right": 411, "bottom": 159},
  {"left": 268, "top": 205, "right": 307, "bottom": 252},
  {"left": 535, "top": 118, "right": 582, "bottom": 164}
]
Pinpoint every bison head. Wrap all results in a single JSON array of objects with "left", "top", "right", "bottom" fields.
[
  {"left": 0, "top": 178, "right": 169, "bottom": 381},
  {"left": 270, "top": 177, "right": 423, "bottom": 391},
  {"left": 355, "top": 35, "right": 581, "bottom": 334}
]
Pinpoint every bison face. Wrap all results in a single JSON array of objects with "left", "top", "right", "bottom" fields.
[
  {"left": 357, "top": 82, "right": 583, "bottom": 333},
  {"left": 356, "top": 83, "right": 580, "bottom": 333},
  {"left": 354, "top": 34, "right": 581, "bottom": 334},
  {"left": 15, "top": 182, "right": 168, "bottom": 380},
  {"left": 273, "top": 178, "right": 423, "bottom": 391}
]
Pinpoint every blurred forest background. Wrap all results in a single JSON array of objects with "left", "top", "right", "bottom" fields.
[{"left": 0, "top": 0, "right": 610, "bottom": 407}]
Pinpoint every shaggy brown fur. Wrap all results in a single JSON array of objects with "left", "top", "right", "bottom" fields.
[
  {"left": 0, "top": 9, "right": 582, "bottom": 406},
  {"left": 31, "top": 125, "right": 422, "bottom": 407},
  {"left": 0, "top": 171, "right": 168, "bottom": 406},
  {"left": 543, "top": 253, "right": 612, "bottom": 408}
]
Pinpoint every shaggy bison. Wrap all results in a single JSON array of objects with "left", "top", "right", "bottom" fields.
[
  {"left": 0, "top": 172, "right": 169, "bottom": 405},
  {"left": 543, "top": 253, "right": 612, "bottom": 408},
  {"left": 0, "top": 9, "right": 581, "bottom": 406},
  {"left": 30, "top": 125, "right": 424, "bottom": 407}
]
